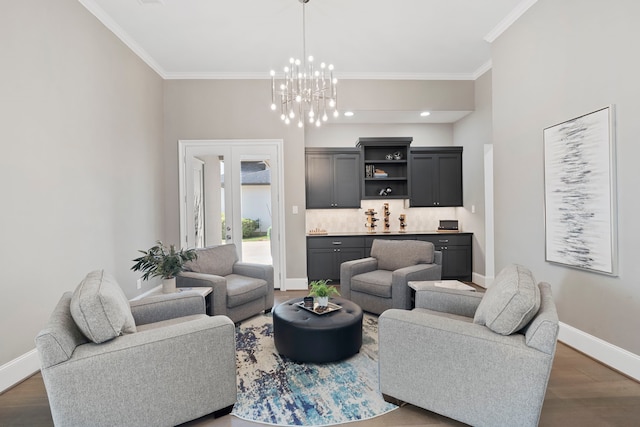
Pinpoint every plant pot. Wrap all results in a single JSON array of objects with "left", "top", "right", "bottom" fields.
[
  {"left": 162, "top": 277, "right": 176, "bottom": 293},
  {"left": 317, "top": 296, "right": 329, "bottom": 307}
]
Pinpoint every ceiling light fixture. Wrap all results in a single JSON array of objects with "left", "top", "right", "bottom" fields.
[
  {"left": 344, "top": 111, "right": 354, "bottom": 117},
  {"left": 269, "top": 0, "right": 338, "bottom": 128},
  {"left": 420, "top": 111, "right": 431, "bottom": 117}
]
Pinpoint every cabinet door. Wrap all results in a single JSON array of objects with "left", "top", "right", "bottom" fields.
[
  {"left": 336, "top": 247, "right": 365, "bottom": 271},
  {"left": 333, "top": 154, "right": 361, "bottom": 208},
  {"left": 307, "top": 248, "right": 336, "bottom": 281},
  {"left": 410, "top": 153, "right": 436, "bottom": 207},
  {"left": 436, "top": 153, "right": 463, "bottom": 207},
  {"left": 306, "top": 154, "right": 333, "bottom": 208},
  {"left": 440, "top": 245, "right": 472, "bottom": 281}
]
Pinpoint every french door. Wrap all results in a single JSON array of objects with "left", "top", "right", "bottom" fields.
[{"left": 178, "top": 140, "right": 284, "bottom": 289}]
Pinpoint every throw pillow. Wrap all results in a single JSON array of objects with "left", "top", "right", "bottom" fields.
[
  {"left": 70, "top": 270, "right": 137, "bottom": 343},
  {"left": 473, "top": 264, "right": 540, "bottom": 335},
  {"left": 372, "top": 240, "right": 434, "bottom": 271}
]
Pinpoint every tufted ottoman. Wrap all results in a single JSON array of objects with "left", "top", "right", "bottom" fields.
[{"left": 273, "top": 297, "right": 363, "bottom": 363}]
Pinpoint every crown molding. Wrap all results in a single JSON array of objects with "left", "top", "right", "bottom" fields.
[
  {"left": 473, "top": 60, "right": 493, "bottom": 79},
  {"left": 163, "top": 71, "right": 478, "bottom": 81},
  {"left": 78, "top": 0, "right": 168, "bottom": 78},
  {"left": 484, "top": 0, "right": 538, "bottom": 43}
]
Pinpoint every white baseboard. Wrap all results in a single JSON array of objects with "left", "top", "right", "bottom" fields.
[
  {"left": 285, "top": 277, "right": 308, "bottom": 291},
  {"left": 0, "top": 349, "right": 40, "bottom": 393},
  {"left": 472, "top": 272, "right": 490, "bottom": 288},
  {"left": 558, "top": 322, "right": 640, "bottom": 382}
]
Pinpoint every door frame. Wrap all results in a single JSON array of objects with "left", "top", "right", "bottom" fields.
[{"left": 178, "top": 139, "right": 286, "bottom": 289}]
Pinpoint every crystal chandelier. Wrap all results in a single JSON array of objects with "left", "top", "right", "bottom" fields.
[{"left": 269, "top": 0, "right": 338, "bottom": 128}]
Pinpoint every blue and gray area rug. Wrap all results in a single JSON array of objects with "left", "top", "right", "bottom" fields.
[{"left": 231, "top": 313, "right": 397, "bottom": 426}]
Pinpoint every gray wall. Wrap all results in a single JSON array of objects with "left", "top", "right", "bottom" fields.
[
  {"left": 454, "top": 70, "right": 493, "bottom": 277},
  {"left": 0, "top": 0, "right": 164, "bottom": 364},
  {"left": 305, "top": 123, "right": 454, "bottom": 148},
  {"left": 163, "top": 79, "right": 476, "bottom": 282},
  {"left": 492, "top": 0, "right": 640, "bottom": 354},
  {"left": 163, "top": 80, "right": 307, "bottom": 280}
]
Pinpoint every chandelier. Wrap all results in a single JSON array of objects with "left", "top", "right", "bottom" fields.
[{"left": 269, "top": 0, "right": 338, "bottom": 128}]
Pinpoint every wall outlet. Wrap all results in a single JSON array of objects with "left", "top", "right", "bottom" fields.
[{"left": 136, "top": 278, "right": 143, "bottom": 290}]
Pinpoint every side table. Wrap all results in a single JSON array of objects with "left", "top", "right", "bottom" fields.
[
  {"left": 409, "top": 280, "right": 476, "bottom": 308},
  {"left": 136, "top": 286, "right": 213, "bottom": 316}
]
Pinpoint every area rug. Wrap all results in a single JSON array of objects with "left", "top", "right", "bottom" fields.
[{"left": 231, "top": 313, "right": 397, "bottom": 426}]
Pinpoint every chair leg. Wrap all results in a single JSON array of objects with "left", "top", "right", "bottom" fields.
[
  {"left": 382, "top": 394, "right": 405, "bottom": 407},
  {"left": 213, "top": 404, "right": 234, "bottom": 418}
]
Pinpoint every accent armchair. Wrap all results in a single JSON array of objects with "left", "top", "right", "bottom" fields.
[
  {"left": 35, "top": 270, "right": 237, "bottom": 427},
  {"left": 177, "top": 243, "right": 274, "bottom": 323},
  {"left": 378, "top": 264, "right": 559, "bottom": 427},
  {"left": 340, "top": 239, "right": 442, "bottom": 314}
]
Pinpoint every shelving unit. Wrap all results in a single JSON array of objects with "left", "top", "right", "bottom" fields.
[{"left": 357, "top": 137, "right": 412, "bottom": 200}]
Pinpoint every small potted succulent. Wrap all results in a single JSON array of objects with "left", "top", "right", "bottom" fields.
[
  {"left": 308, "top": 279, "right": 340, "bottom": 308},
  {"left": 131, "top": 241, "right": 198, "bottom": 293}
]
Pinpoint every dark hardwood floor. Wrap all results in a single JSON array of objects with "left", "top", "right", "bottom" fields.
[{"left": 2, "top": 289, "right": 640, "bottom": 427}]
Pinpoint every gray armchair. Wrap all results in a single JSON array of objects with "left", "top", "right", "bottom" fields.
[
  {"left": 378, "top": 264, "right": 559, "bottom": 427},
  {"left": 340, "top": 239, "right": 442, "bottom": 315},
  {"left": 35, "top": 270, "right": 237, "bottom": 427},
  {"left": 177, "top": 243, "right": 274, "bottom": 323}
]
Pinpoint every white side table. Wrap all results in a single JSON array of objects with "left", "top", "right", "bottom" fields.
[
  {"left": 408, "top": 280, "right": 476, "bottom": 309},
  {"left": 409, "top": 280, "right": 476, "bottom": 292},
  {"left": 140, "top": 286, "right": 213, "bottom": 316}
]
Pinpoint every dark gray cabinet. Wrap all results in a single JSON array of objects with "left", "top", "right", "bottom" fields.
[
  {"left": 416, "top": 234, "right": 472, "bottom": 281},
  {"left": 307, "top": 232, "right": 472, "bottom": 282},
  {"left": 307, "top": 236, "right": 366, "bottom": 281},
  {"left": 305, "top": 148, "right": 361, "bottom": 209},
  {"left": 410, "top": 147, "right": 463, "bottom": 207}
]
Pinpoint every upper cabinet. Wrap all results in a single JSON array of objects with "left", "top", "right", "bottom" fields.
[
  {"left": 305, "top": 148, "right": 361, "bottom": 209},
  {"left": 305, "top": 141, "right": 463, "bottom": 208},
  {"left": 410, "top": 147, "right": 463, "bottom": 207},
  {"left": 357, "top": 137, "right": 412, "bottom": 200}
]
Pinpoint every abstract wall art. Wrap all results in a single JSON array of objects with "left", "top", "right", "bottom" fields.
[{"left": 543, "top": 106, "right": 617, "bottom": 275}]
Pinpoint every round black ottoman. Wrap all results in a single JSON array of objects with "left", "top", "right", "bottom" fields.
[{"left": 273, "top": 297, "right": 363, "bottom": 363}]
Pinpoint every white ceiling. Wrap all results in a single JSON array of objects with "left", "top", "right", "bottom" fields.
[{"left": 79, "top": 0, "right": 537, "bottom": 123}]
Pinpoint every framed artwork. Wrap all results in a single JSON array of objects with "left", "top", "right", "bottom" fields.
[{"left": 543, "top": 106, "right": 617, "bottom": 275}]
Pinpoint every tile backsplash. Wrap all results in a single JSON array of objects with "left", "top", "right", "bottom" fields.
[{"left": 306, "top": 199, "right": 459, "bottom": 234}]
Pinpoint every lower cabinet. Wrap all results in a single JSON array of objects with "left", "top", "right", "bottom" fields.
[
  {"left": 307, "top": 236, "right": 365, "bottom": 281},
  {"left": 307, "top": 233, "right": 472, "bottom": 283},
  {"left": 416, "top": 234, "right": 472, "bottom": 281}
]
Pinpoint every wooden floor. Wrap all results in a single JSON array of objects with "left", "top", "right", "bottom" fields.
[{"left": 2, "top": 289, "right": 640, "bottom": 427}]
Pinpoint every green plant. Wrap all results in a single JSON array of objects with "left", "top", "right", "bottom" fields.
[
  {"left": 242, "top": 218, "right": 259, "bottom": 238},
  {"left": 308, "top": 279, "right": 340, "bottom": 298},
  {"left": 131, "top": 241, "right": 197, "bottom": 280}
]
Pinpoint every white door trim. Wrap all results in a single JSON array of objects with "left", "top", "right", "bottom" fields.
[{"left": 178, "top": 139, "right": 286, "bottom": 289}]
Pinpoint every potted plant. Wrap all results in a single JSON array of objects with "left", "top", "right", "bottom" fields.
[
  {"left": 308, "top": 279, "right": 340, "bottom": 308},
  {"left": 131, "top": 241, "right": 198, "bottom": 293}
]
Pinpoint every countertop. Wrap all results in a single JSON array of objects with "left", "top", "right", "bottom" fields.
[{"left": 307, "top": 230, "right": 471, "bottom": 237}]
